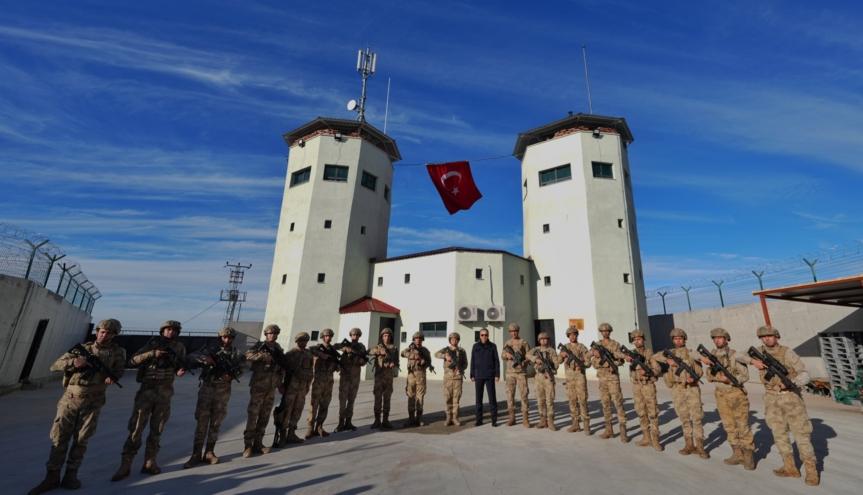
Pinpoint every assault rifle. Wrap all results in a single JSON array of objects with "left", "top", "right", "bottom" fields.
[
  {"left": 203, "top": 346, "right": 243, "bottom": 383},
  {"left": 534, "top": 348, "right": 557, "bottom": 378},
  {"left": 503, "top": 344, "right": 527, "bottom": 369},
  {"left": 590, "top": 342, "right": 620, "bottom": 374},
  {"left": 443, "top": 347, "right": 465, "bottom": 378},
  {"left": 408, "top": 342, "right": 435, "bottom": 374},
  {"left": 272, "top": 366, "right": 294, "bottom": 447},
  {"left": 557, "top": 343, "right": 586, "bottom": 372},
  {"left": 619, "top": 345, "right": 656, "bottom": 379},
  {"left": 68, "top": 343, "right": 123, "bottom": 387},
  {"left": 334, "top": 338, "right": 368, "bottom": 366},
  {"left": 662, "top": 349, "right": 702, "bottom": 384},
  {"left": 255, "top": 341, "right": 288, "bottom": 368},
  {"left": 697, "top": 344, "right": 742, "bottom": 389},
  {"left": 311, "top": 343, "right": 341, "bottom": 363},
  {"left": 747, "top": 346, "right": 799, "bottom": 393},
  {"left": 370, "top": 347, "right": 400, "bottom": 372},
  {"left": 145, "top": 336, "right": 183, "bottom": 369}
]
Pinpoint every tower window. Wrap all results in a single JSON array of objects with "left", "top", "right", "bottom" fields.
[
  {"left": 324, "top": 220, "right": 332, "bottom": 229},
  {"left": 592, "top": 161, "right": 614, "bottom": 179},
  {"left": 361, "top": 171, "right": 378, "bottom": 191},
  {"left": 289, "top": 166, "right": 311, "bottom": 187},
  {"left": 542, "top": 224, "right": 550, "bottom": 233},
  {"left": 384, "top": 184, "right": 390, "bottom": 202},
  {"left": 539, "top": 164, "right": 572, "bottom": 186},
  {"left": 520, "top": 274, "right": 525, "bottom": 285},
  {"left": 290, "top": 222, "right": 295, "bottom": 232},
  {"left": 419, "top": 321, "right": 447, "bottom": 338},
  {"left": 404, "top": 273, "right": 411, "bottom": 284},
  {"left": 323, "top": 164, "right": 349, "bottom": 182},
  {"left": 361, "top": 225, "right": 366, "bottom": 235},
  {"left": 623, "top": 273, "right": 630, "bottom": 283},
  {"left": 401, "top": 332, "right": 407, "bottom": 343},
  {"left": 377, "top": 276, "right": 383, "bottom": 286},
  {"left": 311, "top": 330, "right": 320, "bottom": 341},
  {"left": 317, "top": 273, "right": 326, "bottom": 283},
  {"left": 281, "top": 274, "right": 287, "bottom": 285},
  {"left": 544, "top": 276, "right": 552, "bottom": 286},
  {"left": 475, "top": 268, "right": 483, "bottom": 279},
  {"left": 617, "top": 219, "right": 623, "bottom": 228}
]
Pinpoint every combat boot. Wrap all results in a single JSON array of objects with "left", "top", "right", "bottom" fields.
[
  {"left": 507, "top": 411, "right": 516, "bottom": 426},
  {"left": 678, "top": 437, "right": 694, "bottom": 456},
  {"left": 522, "top": 414, "right": 532, "bottom": 428},
  {"left": 547, "top": 418, "right": 557, "bottom": 431},
  {"left": 381, "top": 414, "right": 393, "bottom": 430},
  {"left": 204, "top": 451, "right": 219, "bottom": 465},
  {"left": 620, "top": 427, "right": 629, "bottom": 444},
  {"left": 742, "top": 449, "right": 755, "bottom": 470},
  {"left": 650, "top": 430, "right": 664, "bottom": 452},
  {"left": 28, "top": 468, "right": 61, "bottom": 494},
  {"left": 304, "top": 424, "right": 318, "bottom": 440},
  {"left": 694, "top": 438, "right": 709, "bottom": 459},
  {"left": 567, "top": 417, "right": 581, "bottom": 433},
  {"left": 242, "top": 448, "right": 253, "bottom": 458},
  {"left": 183, "top": 453, "right": 202, "bottom": 469},
  {"left": 345, "top": 415, "right": 358, "bottom": 431},
  {"left": 724, "top": 446, "right": 743, "bottom": 465},
  {"left": 601, "top": 420, "right": 614, "bottom": 439},
  {"left": 335, "top": 417, "right": 346, "bottom": 432},
  {"left": 317, "top": 421, "right": 330, "bottom": 437},
  {"left": 404, "top": 411, "right": 415, "bottom": 428},
  {"left": 371, "top": 413, "right": 381, "bottom": 429},
  {"left": 286, "top": 428, "right": 304, "bottom": 444},
  {"left": 637, "top": 421, "right": 650, "bottom": 446},
  {"left": 583, "top": 419, "right": 592, "bottom": 436},
  {"left": 60, "top": 468, "right": 81, "bottom": 490},
  {"left": 537, "top": 416, "right": 547, "bottom": 429},
  {"left": 141, "top": 459, "right": 161, "bottom": 475},
  {"left": 416, "top": 408, "right": 425, "bottom": 427},
  {"left": 452, "top": 410, "right": 461, "bottom": 427},
  {"left": 110, "top": 458, "right": 132, "bottom": 482},
  {"left": 255, "top": 438, "right": 271, "bottom": 455},
  {"left": 803, "top": 458, "right": 819, "bottom": 486},
  {"left": 445, "top": 412, "right": 453, "bottom": 426},
  {"left": 773, "top": 455, "right": 800, "bottom": 478}
]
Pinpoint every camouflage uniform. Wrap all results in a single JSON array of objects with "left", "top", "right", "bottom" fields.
[
  {"left": 306, "top": 331, "right": 340, "bottom": 438},
  {"left": 274, "top": 332, "right": 314, "bottom": 445},
  {"left": 31, "top": 319, "right": 125, "bottom": 493},
  {"left": 369, "top": 329, "right": 398, "bottom": 429},
  {"left": 625, "top": 330, "right": 662, "bottom": 451},
  {"left": 434, "top": 334, "right": 468, "bottom": 426},
  {"left": 560, "top": 329, "right": 591, "bottom": 434},
  {"left": 337, "top": 329, "right": 368, "bottom": 431},
  {"left": 740, "top": 326, "right": 817, "bottom": 486},
  {"left": 591, "top": 324, "right": 627, "bottom": 441},
  {"left": 655, "top": 328, "right": 707, "bottom": 458},
  {"left": 401, "top": 332, "right": 432, "bottom": 426},
  {"left": 117, "top": 321, "right": 187, "bottom": 477},
  {"left": 242, "top": 326, "right": 285, "bottom": 455},
  {"left": 703, "top": 328, "right": 754, "bottom": 469},
  {"left": 184, "top": 328, "right": 243, "bottom": 467},
  {"left": 502, "top": 334, "right": 531, "bottom": 427},
  {"left": 528, "top": 337, "right": 561, "bottom": 430}
]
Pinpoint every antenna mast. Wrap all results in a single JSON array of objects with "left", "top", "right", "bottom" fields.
[
  {"left": 220, "top": 261, "right": 252, "bottom": 325},
  {"left": 350, "top": 48, "right": 377, "bottom": 122},
  {"left": 582, "top": 44, "right": 593, "bottom": 114}
]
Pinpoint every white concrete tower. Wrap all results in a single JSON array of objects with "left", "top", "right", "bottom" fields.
[
  {"left": 515, "top": 114, "right": 649, "bottom": 350},
  {"left": 263, "top": 118, "right": 401, "bottom": 346}
]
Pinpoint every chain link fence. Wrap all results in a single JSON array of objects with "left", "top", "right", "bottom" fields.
[
  {"left": 0, "top": 223, "right": 100, "bottom": 313},
  {"left": 646, "top": 241, "right": 863, "bottom": 315}
]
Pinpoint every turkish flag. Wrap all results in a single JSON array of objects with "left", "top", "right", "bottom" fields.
[{"left": 426, "top": 161, "right": 483, "bottom": 214}]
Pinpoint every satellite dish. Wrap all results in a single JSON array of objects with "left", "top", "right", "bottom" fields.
[{"left": 347, "top": 99, "right": 358, "bottom": 111}]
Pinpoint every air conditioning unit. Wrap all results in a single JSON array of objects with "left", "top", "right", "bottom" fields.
[
  {"left": 457, "top": 305, "right": 478, "bottom": 322},
  {"left": 486, "top": 305, "right": 506, "bottom": 322}
]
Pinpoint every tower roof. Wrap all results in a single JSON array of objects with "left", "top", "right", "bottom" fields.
[
  {"left": 283, "top": 117, "right": 402, "bottom": 162},
  {"left": 512, "top": 113, "right": 634, "bottom": 159}
]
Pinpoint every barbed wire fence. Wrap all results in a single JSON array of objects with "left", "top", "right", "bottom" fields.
[
  {"left": 646, "top": 240, "right": 863, "bottom": 315},
  {"left": 0, "top": 222, "right": 100, "bottom": 314}
]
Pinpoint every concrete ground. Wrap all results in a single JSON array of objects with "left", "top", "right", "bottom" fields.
[{"left": 1, "top": 375, "right": 860, "bottom": 495}]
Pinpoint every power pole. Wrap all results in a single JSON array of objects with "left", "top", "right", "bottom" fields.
[{"left": 220, "top": 262, "right": 252, "bottom": 325}]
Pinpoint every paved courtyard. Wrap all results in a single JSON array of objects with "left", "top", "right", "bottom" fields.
[{"left": 2, "top": 375, "right": 860, "bottom": 494}]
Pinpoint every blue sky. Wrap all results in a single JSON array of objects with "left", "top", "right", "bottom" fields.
[{"left": 2, "top": 0, "right": 862, "bottom": 329}]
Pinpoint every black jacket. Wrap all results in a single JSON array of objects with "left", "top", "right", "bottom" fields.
[{"left": 470, "top": 341, "right": 500, "bottom": 380}]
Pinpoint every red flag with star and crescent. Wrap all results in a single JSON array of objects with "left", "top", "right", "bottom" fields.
[{"left": 426, "top": 161, "right": 483, "bottom": 214}]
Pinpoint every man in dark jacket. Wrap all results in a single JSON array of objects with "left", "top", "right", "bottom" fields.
[{"left": 470, "top": 328, "right": 500, "bottom": 426}]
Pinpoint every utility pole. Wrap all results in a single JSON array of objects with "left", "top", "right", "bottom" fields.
[{"left": 221, "top": 262, "right": 252, "bottom": 325}]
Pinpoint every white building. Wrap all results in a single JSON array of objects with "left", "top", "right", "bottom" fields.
[{"left": 264, "top": 113, "right": 649, "bottom": 379}]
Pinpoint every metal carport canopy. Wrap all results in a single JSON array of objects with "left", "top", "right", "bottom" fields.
[{"left": 753, "top": 274, "right": 863, "bottom": 325}]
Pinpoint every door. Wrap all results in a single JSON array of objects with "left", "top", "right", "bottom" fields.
[{"left": 20, "top": 319, "right": 49, "bottom": 383}]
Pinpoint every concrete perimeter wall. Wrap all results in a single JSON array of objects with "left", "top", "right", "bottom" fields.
[
  {"left": 0, "top": 275, "right": 92, "bottom": 388},
  {"left": 649, "top": 299, "right": 863, "bottom": 378}
]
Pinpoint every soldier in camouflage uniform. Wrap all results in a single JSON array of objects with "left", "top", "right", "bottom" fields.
[
  {"left": 369, "top": 328, "right": 398, "bottom": 429},
  {"left": 624, "top": 329, "right": 662, "bottom": 451},
  {"left": 590, "top": 323, "right": 628, "bottom": 442},
  {"left": 336, "top": 327, "right": 367, "bottom": 432},
  {"left": 559, "top": 326, "right": 591, "bottom": 434},
  {"left": 111, "top": 320, "right": 187, "bottom": 481},
  {"left": 741, "top": 326, "right": 818, "bottom": 486},
  {"left": 501, "top": 323, "right": 532, "bottom": 427},
  {"left": 183, "top": 326, "right": 244, "bottom": 469},
  {"left": 655, "top": 327, "right": 708, "bottom": 459},
  {"left": 529, "top": 332, "right": 561, "bottom": 430},
  {"left": 401, "top": 331, "right": 433, "bottom": 427},
  {"left": 700, "top": 327, "right": 754, "bottom": 469},
  {"left": 306, "top": 328, "right": 339, "bottom": 439},
  {"left": 242, "top": 324, "right": 284, "bottom": 457},
  {"left": 435, "top": 332, "right": 469, "bottom": 426},
  {"left": 274, "top": 331, "right": 314, "bottom": 446},
  {"left": 29, "top": 319, "right": 126, "bottom": 495}
]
